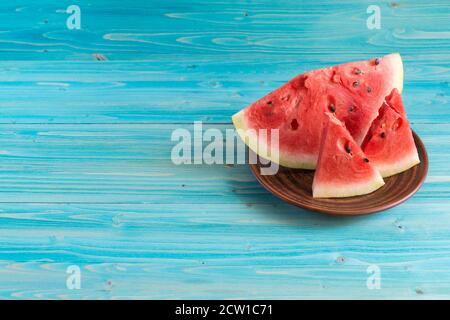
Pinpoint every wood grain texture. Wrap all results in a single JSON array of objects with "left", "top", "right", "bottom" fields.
[
  {"left": 0, "top": 61, "right": 448, "bottom": 124},
  {"left": 0, "top": 0, "right": 449, "bottom": 299}
]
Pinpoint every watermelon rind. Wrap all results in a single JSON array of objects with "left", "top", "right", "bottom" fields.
[
  {"left": 386, "top": 53, "right": 404, "bottom": 94},
  {"left": 312, "top": 175, "right": 385, "bottom": 198},
  {"left": 377, "top": 150, "right": 420, "bottom": 178}
]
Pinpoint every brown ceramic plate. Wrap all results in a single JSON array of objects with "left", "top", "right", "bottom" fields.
[{"left": 249, "top": 131, "right": 428, "bottom": 216}]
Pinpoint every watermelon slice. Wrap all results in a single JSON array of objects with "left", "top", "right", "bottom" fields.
[
  {"left": 232, "top": 53, "right": 403, "bottom": 169},
  {"left": 384, "top": 88, "right": 406, "bottom": 117},
  {"left": 312, "top": 114, "right": 385, "bottom": 198},
  {"left": 362, "top": 89, "right": 420, "bottom": 177}
]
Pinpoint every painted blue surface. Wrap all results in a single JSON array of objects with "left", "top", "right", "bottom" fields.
[{"left": 0, "top": 0, "right": 449, "bottom": 299}]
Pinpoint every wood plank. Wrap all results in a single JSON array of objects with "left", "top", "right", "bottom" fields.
[
  {"left": 0, "top": 123, "right": 447, "bottom": 203},
  {"left": 0, "top": 61, "right": 448, "bottom": 124},
  {"left": 0, "top": 0, "right": 448, "bottom": 60},
  {"left": 0, "top": 200, "right": 450, "bottom": 298}
]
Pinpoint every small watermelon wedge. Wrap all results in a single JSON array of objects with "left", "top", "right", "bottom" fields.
[
  {"left": 362, "top": 89, "right": 420, "bottom": 177},
  {"left": 232, "top": 53, "right": 403, "bottom": 169},
  {"left": 312, "top": 114, "right": 385, "bottom": 198},
  {"left": 384, "top": 88, "right": 406, "bottom": 117}
]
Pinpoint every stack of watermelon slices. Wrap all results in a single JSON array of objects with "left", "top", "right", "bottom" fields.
[{"left": 232, "top": 54, "right": 420, "bottom": 198}]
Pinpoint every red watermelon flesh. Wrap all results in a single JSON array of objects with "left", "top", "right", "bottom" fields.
[
  {"left": 232, "top": 53, "right": 403, "bottom": 169},
  {"left": 312, "top": 114, "right": 384, "bottom": 198},
  {"left": 362, "top": 90, "right": 420, "bottom": 177}
]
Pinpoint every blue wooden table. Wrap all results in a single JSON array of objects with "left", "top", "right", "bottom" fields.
[{"left": 0, "top": 0, "right": 449, "bottom": 299}]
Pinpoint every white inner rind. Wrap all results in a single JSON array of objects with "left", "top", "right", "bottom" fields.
[
  {"left": 377, "top": 149, "right": 420, "bottom": 178},
  {"left": 313, "top": 172, "right": 385, "bottom": 198},
  {"left": 386, "top": 53, "right": 404, "bottom": 94}
]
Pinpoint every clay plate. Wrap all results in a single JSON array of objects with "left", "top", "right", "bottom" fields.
[{"left": 249, "top": 131, "right": 428, "bottom": 216}]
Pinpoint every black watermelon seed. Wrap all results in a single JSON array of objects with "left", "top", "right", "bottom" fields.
[
  {"left": 345, "top": 145, "right": 352, "bottom": 154},
  {"left": 348, "top": 105, "right": 356, "bottom": 112},
  {"left": 290, "top": 118, "right": 299, "bottom": 130},
  {"left": 266, "top": 100, "right": 272, "bottom": 105},
  {"left": 380, "top": 132, "right": 386, "bottom": 138},
  {"left": 375, "top": 58, "right": 380, "bottom": 65},
  {"left": 353, "top": 68, "right": 361, "bottom": 75},
  {"left": 364, "top": 158, "right": 369, "bottom": 163},
  {"left": 353, "top": 81, "right": 360, "bottom": 87},
  {"left": 329, "top": 104, "right": 336, "bottom": 113},
  {"left": 367, "top": 86, "right": 372, "bottom": 93}
]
